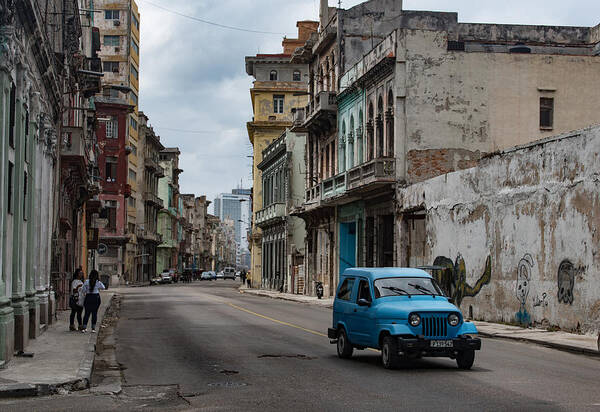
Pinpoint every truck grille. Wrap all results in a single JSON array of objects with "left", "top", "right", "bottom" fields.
[{"left": 421, "top": 315, "right": 447, "bottom": 338}]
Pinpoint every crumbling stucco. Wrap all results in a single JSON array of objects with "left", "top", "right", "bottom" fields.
[{"left": 398, "top": 126, "right": 600, "bottom": 335}]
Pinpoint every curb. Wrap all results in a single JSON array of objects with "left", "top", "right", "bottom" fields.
[
  {"left": 477, "top": 330, "right": 600, "bottom": 357},
  {"left": 240, "top": 288, "right": 334, "bottom": 309},
  {"left": 0, "top": 292, "right": 116, "bottom": 398}
]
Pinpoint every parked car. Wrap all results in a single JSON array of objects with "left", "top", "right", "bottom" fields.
[
  {"left": 160, "top": 271, "right": 173, "bottom": 284},
  {"left": 223, "top": 267, "right": 236, "bottom": 280},
  {"left": 216, "top": 271, "right": 224, "bottom": 279},
  {"left": 328, "top": 268, "right": 481, "bottom": 369},
  {"left": 209, "top": 271, "right": 217, "bottom": 280},
  {"left": 200, "top": 271, "right": 213, "bottom": 281},
  {"left": 150, "top": 275, "right": 163, "bottom": 285}
]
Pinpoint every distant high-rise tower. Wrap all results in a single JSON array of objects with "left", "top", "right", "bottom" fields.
[{"left": 213, "top": 190, "right": 251, "bottom": 256}]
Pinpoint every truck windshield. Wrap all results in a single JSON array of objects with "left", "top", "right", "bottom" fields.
[{"left": 374, "top": 277, "right": 444, "bottom": 298}]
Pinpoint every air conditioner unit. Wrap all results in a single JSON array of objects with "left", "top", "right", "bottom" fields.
[
  {"left": 114, "top": 47, "right": 120, "bottom": 52},
  {"left": 113, "top": 20, "right": 121, "bottom": 26}
]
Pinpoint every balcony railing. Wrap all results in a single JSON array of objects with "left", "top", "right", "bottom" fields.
[
  {"left": 62, "top": 126, "right": 89, "bottom": 160},
  {"left": 255, "top": 202, "right": 286, "bottom": 227},
  {"left": 136, "top": 228, "right": 163, "bottom": 244},
  {"left": 144, "top": 156, "right": 160, "bottom": 172},
  {"left": 144, "top": 191, "right": 164, "bottom": 208},
  {"left": 304, "top": 158, "right": 396, "bottom": 205},
  {"left": 305, "top": 91, "right": 336, "bottom": 120}
]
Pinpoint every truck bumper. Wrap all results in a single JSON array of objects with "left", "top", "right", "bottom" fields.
[{"left": 397, "top": 335, "right": 481, "bottom": 356}]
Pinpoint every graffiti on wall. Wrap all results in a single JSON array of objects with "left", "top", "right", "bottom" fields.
[
  {"left": 515, "top": 254, "right": 534, "bottom": 325},
  {"left": 532, "top": 293, "right": 549, "bottom": 308},
  {"left": 557, "top": 260, "right": 576, "bottom": 304},
  {"left": 432, "top": 254, "right": 492, "bottom": 307}
]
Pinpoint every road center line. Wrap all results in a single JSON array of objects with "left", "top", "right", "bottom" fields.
[
  {"left": 226, "top": 302, "right": 380, "bottom": 353},
  {"left": 226, "top": 302, "right": 328, "bottom": 338}
]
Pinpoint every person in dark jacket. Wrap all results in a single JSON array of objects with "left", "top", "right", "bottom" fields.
[
  {"left": 81, "top": 270, "right": 106, "bottom": 333},
  {"left": 69, "top": 268, "right": 84, "bottom": 331}
]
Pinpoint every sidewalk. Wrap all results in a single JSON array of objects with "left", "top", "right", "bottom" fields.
[
  {"left": 0, "top": 291, "right": 115, "bottom": 397},
  {"left": 239, "top": 286, "right": 334, "bottom": 307},
  {"left": 239, "top": 286, "right": 600, "bottom": 356}
]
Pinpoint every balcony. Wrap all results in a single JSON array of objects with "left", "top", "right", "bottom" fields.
[
  {"left": 144, "top": 156, "right": 160, "bottom": 172},
  {"left": 290, "top": 108, "right": 306, "bottom": 132},
  {"left": 255, "top": 202, "right": 286, "bottom": 228},
  {"left": 347, "top": 157, "right": 396, "bottom": 192},
  {"left": 304, "top": 158, "right": 396, "bottom": 207},
  {"left": 144, "top": 191, "right": 164, "bottom": 208},
  {"left": 136, "top": 228, "right": 162, "bottom": 244},
  {"left": 302, "top": 91, "right": 337, "bottom": 133},
  {"left": 156, "top": 165, "right": 165, "bottom": 178}
]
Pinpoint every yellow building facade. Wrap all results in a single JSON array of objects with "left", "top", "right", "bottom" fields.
[{"left": 245, "top": 21, "right": 318, "bottom": 288}]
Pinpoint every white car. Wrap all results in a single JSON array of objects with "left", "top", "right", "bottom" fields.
[
  {"left": 216, "top": 271, "right": 224, "bottom": 279},
  {"left": 160, "top": 272, "right": 173, "bottom": 284},
  {"left": 200, "top": 271, "right": 213, "bottom": 281},
  {"left": 223, "top": 267, "right": 236, "bottom": 280}
]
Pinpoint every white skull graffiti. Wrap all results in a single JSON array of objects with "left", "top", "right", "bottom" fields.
[{"left": 516, "top": 254, "right": 534, "bottom": 305}]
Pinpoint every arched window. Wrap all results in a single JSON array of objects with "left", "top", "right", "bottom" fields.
[
  {"left": 293, "top": 70, "right": 301, "bottom": 82},
  {"left": 348, "top": 115, "right": 355, "bottom": 169},
  {"left": 376, "top": 95, "right": 384, "bottom": 158},
  {"left": 339, "top": 120, "right": 346, "bottom": 173},
  {"left": 386, "top": 90, "right": 394, "bottom": 156},
  {"left": 357, "top": 109, "right": 364, "bottom": 164},
  {"left": 367, "top": 103, "right": 374, "bottom": 161},
  {"left": 270, "top": 70, "right": 278, "bottom": 81}
]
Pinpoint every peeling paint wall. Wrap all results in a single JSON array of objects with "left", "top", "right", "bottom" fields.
[
  {"left": 393, "top": 26, "right": 600, "bottom": 184},
  {"left": 398, "top": 126, "right": 600, "bottom": 334}
]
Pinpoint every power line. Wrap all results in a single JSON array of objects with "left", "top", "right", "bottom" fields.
[
  {"left": 157, "top": 126, "right": 217, "bottom": 134},
  {"left": 138, "top": 0, "right": 289, "bottom": 35}
]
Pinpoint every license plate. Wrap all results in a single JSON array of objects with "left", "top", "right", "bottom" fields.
[{"left": 430, "top": 340, "right": 453, "bottom": 348}]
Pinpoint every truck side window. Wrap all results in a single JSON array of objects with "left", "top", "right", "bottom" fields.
[
  {"left": 357, "top": 280, "right": 372, "bottom": 303},
  {"left": 337, "top": 278, "right": 355, "bottom": 301}
]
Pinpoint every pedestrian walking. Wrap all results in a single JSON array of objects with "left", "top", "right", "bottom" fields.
[
  {"left": 241, "top": 269, "right": 246, "bottom": 284},
  {"left": 81, "top": 270, "right": 106, "bottom": 333},
  {"left": 69, "top": 268, "right": 84, "bottom": 331}
]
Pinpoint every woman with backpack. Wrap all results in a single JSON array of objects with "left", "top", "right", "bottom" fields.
[
  {"left": 69, "top": 268, "right": 84, "bottom": 331},
  {"left": 81, "top": 270, "right": 106, "bottom": 333}
]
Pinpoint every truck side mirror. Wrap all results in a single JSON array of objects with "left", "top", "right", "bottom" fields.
[{"left": 358, "top": 298, "right": 371, "bottom": 307}]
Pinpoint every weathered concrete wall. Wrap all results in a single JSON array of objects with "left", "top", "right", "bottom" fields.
[
  {"left": 399, "top": 28, "right": 600, "bottom": 183},
  {"left": 398, "top": 126, "right": 600, "bottom": 334}
]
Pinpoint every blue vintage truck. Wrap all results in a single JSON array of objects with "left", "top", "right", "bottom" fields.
[{"left": 328, "top": 268, "right": 481, "bottom": 369}]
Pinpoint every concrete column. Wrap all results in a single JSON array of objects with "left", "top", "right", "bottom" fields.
[
  {"left": 0, "top": 32, "right": 16, "bottom": 363},
  {"left": 11, "top": 76, "right": 29, "bottom": 352},
  {"left": 26, "top": 115, "right": 39, "bottom": 339}
]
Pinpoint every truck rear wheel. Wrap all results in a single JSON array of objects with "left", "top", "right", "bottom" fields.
[{"left": 337, "top": 328, "right": 353, "bottom": 359}]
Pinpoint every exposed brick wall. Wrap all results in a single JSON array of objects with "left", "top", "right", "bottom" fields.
[{"left": 407, "top": 148, "right": 482, "bottom": 183}]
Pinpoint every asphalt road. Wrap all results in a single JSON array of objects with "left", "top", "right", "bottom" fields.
[{"left": 2, "top": 280, "right": 600, "bottom": 411}]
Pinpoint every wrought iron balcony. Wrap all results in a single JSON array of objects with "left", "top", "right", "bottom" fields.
[
  {"left": 255, "top": 202, "right": 286, "bottom": 228},
  {"left": 144, "top": 156, "right": 160, "bottom": 172}
]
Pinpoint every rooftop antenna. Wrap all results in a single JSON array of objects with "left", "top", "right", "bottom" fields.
[{"left": 338, "top": 0, "right": 342, "bottom": 8}]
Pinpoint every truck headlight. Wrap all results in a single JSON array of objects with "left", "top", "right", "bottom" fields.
[
  {"left": 448, "top": 313, "right": 460, "bottom": 326},
  {"left": 409, "top": 313, "right": 421, "bottom": 327}
]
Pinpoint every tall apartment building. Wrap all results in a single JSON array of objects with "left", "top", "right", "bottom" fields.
[
  {"left": 213, "top": 190, "right": 251, "bottom": 266},
  {"left": 245, "top": 20, "right": 318, "bottom": 288},
  {"left": 157, "top": 148, "right": 182, "bottom": 274},
  {"left": 135, "top": 113, "right": 164, "bottom": 282},
  {"left": 94, "top": 0, "right": 141, "bottom": 282}
]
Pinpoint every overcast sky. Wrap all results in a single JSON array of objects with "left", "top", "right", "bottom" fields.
[{"left": 136, "top": 0, "right": 600, "bottom": 209}]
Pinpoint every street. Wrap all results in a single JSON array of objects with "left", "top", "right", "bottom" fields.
[{"left": 1, "top": 281, "right": 599, "bottom": 411}]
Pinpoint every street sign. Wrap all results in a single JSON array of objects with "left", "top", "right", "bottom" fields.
[{"left": 97, "top": 243, "right": 108, "bottom": 255}]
